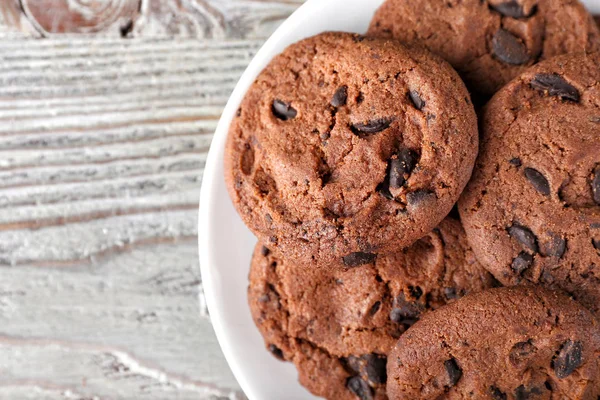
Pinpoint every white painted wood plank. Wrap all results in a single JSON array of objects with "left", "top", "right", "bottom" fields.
[{"left": 0, "top": 34, "right": 266, "bottom": 398}]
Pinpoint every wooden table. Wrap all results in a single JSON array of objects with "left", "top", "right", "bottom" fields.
[
  {"left": 0, "top": 2, "right": 597, "bottom": 399},
  {"left": 0, "top": 1, "right": 301, "bottom": 399}
]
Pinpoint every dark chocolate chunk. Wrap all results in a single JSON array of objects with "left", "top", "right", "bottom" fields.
[
  {"left": 268, "top": 344, "right": 284, "bottom": 360},
  {"left": 542, "top": 233, "right": 566, "bottom": 258},
  {"left": 343, "top": 252, "right": 377, "bottom": 267},
  {"left": 272, "top": 99, "right": 297, "bottom": 120},
  {"left": 553, "top": 340, "right": 583, "bottom": 379},
  {"left": 389, "top": 148, "right": 418, "bottom": 189},
  {"left": 593, "top": 238, "right": 600, "bottom": 250},
  {"left": 260, "top": 246, "right": 270, "bottom": 256},
  {"left": 376, "top": 181, "right": 394, "bottom": 200},
  {"left": 363, "top": 354, "right": 387, "bottom": 385},
  {"left": 524, "top": 168, "right": 550, "bottom": 196},
  {"left": 331, "top": 86, "right": 348, "bottom": 107},
  {"left": 408, "top": 90, "right": 425, "bottom": 110},
  {"left": 509, "top": 340, "right": 537, "bottom": 367},
  {"left": 510, "top": 157, "right": 522, "bottom": 167},
  {"left": 490, "top": 386, "right": 507, "bottom": 400},
  {"left": 490, "top": 0, "right": 536, "bottom": 18},
  {"left": 350, "top": 118, "right": 392, "bottom": 137},
  {"left": 444, "top": 358, "right": 462, "bottom": 387},
  {"left": 345, "top": 355, "right": 362, "bottom": 374},
  {"left": 390, "top": 293, "right": 423, "bottom": 325},
  {"left": 444, "top": 287, "right": 458, "bottom": 300},
  {"left": 368, "top": 301, "right": 381, "bottom": 316},
  {"left": 592, "top": 169, "right": 600, "bottom": 205},
  {"left": 409, "top": 285, "right": 423, "bottom": 300},
  {"left": 511, "top": 251, "right": 533, "bottom": 275},
  {"left": 530, "top": 74, "right": 580, "bottom": 102},
  {"left": 515, "top": 385, "right": 542, "bottom": 400},
  {"left": 508, "top": 224, "right": 539, "bottom": 253},
  {"left": 492, "top": 29, "right": 530, "bottom": 65},
  {"left": 347, "top": 376, "right": 373, "bottom": 400}
]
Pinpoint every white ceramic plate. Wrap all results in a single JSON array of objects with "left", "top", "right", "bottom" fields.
[{"left": 198, "top": 1, "right": 600, "bottom": 399}]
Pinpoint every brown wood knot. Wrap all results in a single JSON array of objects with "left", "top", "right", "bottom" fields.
[{"left": 19, "top": 0, "right": 142, "bottom": 36}]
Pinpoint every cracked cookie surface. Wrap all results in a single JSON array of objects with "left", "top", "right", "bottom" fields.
[
  {"left": 387, "top": 286, "right": 600, "bottom": 400},
  {"left": 459, "top": 52, "right": 600, "bottom": 317},
  {"left": 368, "top": 0, "right": 600, "bottom": 98},
  {"left": 248, "top": 218, "right": 495, "bottom": 400},
  {"left": 225, "top": 32, "right": 478, "bottom": 265}
]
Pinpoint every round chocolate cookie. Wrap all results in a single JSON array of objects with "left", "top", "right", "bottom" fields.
[
  {"left": 387, "top": 286, "right": 600, "bottom": 399},
  {"left": 459, "top": 52, "right": 600, "bottom": 316},
  {"left": 225, "top": 32, "right": 478, "bottom": 265},
  {"left": 368, "top": 0, "right": 600, "bottom": 98},
  {"left": 248, "top": 218, "right": 495, "bottom": 400}
]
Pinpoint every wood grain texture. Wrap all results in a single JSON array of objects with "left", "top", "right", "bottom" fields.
[
  {"left": 0, "top": 0, "right": 294, "bottom": 394},
  {"left": 0, "top": 0, "right": 303, "bottom": 38}
]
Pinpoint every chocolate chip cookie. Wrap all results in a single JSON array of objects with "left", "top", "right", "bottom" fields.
[
  {"left": 248, "top": 218, "right": 495, "bottom": 400},
  {"left": 368, "top": 0, "right": 600, "bottom": 98},
  {"left": 387, "top": 286, "right": 600, "bottom": 400},
  {"left": 459, "top": 52, "right": 600, "bottom": 316},
  {"left": 225, "top": 32, "right": 478, "bottom": 265}
]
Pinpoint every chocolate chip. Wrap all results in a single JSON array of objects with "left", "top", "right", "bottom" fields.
[
  {"left": 390, "top": 148, "right": 418, "bottom": 189},
  {"left": 408, "top": 90, "right": 425, "bottom": 110},
  {"left": 444, "top": 287, "right": 458, "bottom": 300},
  {"left": 368, "top": 301, "right": 381, "bottom": 316},
  {"left": 343, "top": 252, "right": 376, "bottom": 267},
  {"left": 356, "top": 92, "right": 364, "bottom": 104},
  {"left": 515, "top": 385, "right": 542, "bottom": 400},
  {"left": 350, "top": 118, "right": 392, "bottom": 137},
  {"left": 390, "top": 293, "right": 423, "bottom": 325},
  {"left": 553, "top": 340, "right": 583, "bottom": 379},
  {"left": 490, "top": 386, "right": 507, "bottom": 400},
  {"left": 593, "top": 238, "right": 600, "bottom": 250},
  {"left": 530, "top": 74, "right": 580, "bottom": 102},
  {"left": 542, "top": 233, "right": 566, "bottom": 258},
  {"left": 260, "top": 246, "right": 270, "bottom": 256},
  {"left": 592, "top": 169, "right": 600, "bottom": 205},
  {"left": 363, "top": 354, "right": 387, "bottom": 385},
  {"left": 268, "top": 344, "right": 284, "bottom": 360},
  {"left": 490, "top": 0, "right": 536, "bottom": 18},
  {"left": 510, "top": 157, "right": 522, "bottom": 167},
  {"left": 347, "top": 376, "right": 373, "bottom": 400},
  {"left": 492, "top": 29, "right": 530, "bottom": 65},
  {"left": 508, "top": 224, "right": 539, "bottom": 253},
  {"left": 509, "top": 340, "right": 537, "bottom": 367},
  {"left": 331, "top": 86, "right": 348, "bottom": 107},
  {"left": 409, "top": 285, "right": 423, "bottom": 300},
  {"left": 376, "top": 181, "right": 394, "bottom": 200},
  {"left": 524, "top": 168, "right": 550, "bottom": 196},
  {"left": 345, "top": 355, "right": 362, "bottom": 374},
  {"left": 511, "top": 251, "right": 533, "bottom": 275},
  {"left": 444, "top": 358, "right": 462, "bottom": 387},
  {"left": 272, "top": 99, "right": 297, "bottom": 120}
]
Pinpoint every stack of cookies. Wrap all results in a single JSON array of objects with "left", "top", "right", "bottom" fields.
[{"left": 224, "top": 0, "right": 600, "bottom": 398}]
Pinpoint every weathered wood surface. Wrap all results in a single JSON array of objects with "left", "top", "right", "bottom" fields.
[{"left": 0, "top": 0, "right": 303, "bottom": 399}]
